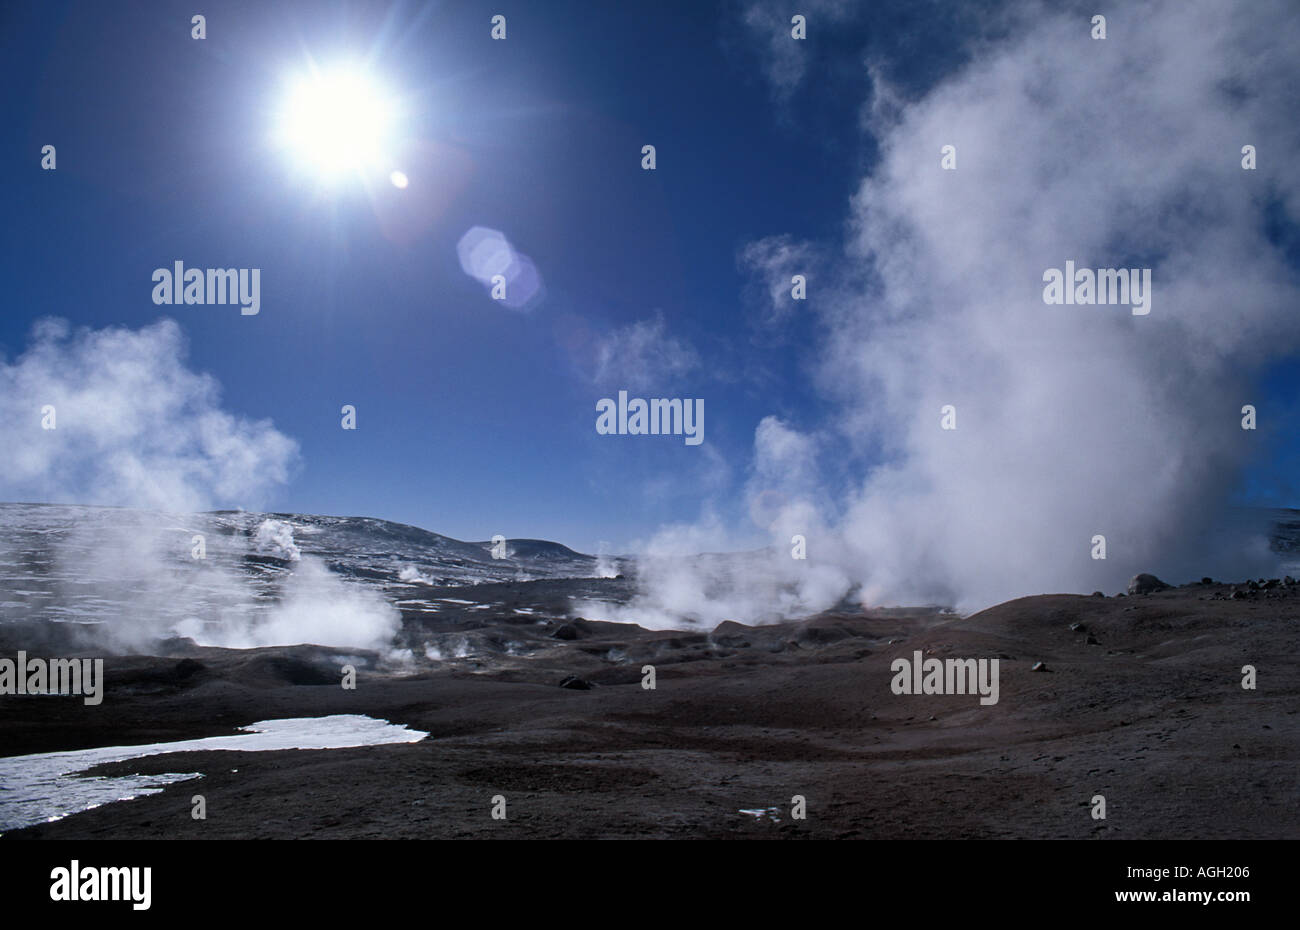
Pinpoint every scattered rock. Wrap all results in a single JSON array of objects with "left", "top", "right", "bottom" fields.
[{"left": 1127, "top": 573, "right": 1170, "bottom": 596}]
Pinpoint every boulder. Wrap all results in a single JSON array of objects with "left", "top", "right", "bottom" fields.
[{"left": 1127, "top": 573, "right": 1170, "bottom": 596}]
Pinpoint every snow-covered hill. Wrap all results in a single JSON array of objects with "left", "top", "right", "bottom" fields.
[{"left": 0, "top": 503, "right": 620, "bottom": 650}]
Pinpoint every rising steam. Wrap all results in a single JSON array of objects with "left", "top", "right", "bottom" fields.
[
  {"left": 608, "top": 0, "right": 1300, "bottom": 625},
  {"left": 0, "top": 318, "right": 400, "bottom": 653}
]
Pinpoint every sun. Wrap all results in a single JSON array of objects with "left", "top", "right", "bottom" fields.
[{"left": 275, "top": 66, "right": 399, "bottom": 182}]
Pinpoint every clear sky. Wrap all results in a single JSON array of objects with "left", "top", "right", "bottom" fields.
[{"left": 3, "top": 0, "right": 1298, "bottom": 574}]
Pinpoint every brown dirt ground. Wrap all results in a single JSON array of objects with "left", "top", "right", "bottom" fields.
[{"left": 2, "top": 583, "right": 1296, "bottom": 839}]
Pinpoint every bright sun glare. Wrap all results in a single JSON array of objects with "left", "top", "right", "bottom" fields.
[{"left": 277, "top": 67, "right": 399, "bottom": 182}]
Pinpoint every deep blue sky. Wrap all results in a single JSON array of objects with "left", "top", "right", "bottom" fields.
[{"left": 3, "top": 0, "right": 1296, "bottom": 553}]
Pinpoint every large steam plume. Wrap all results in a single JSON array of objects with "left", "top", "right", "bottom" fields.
[{"left": 607, "top": 0, "right": 1300, "bottom": 626}]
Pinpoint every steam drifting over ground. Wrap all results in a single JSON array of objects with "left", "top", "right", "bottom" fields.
[
  {"left": 0, "top": 320, "right": 400, "bottom": 652},
  {"left": 617, "top": 0, "right": 1300, "bottom": 622}
]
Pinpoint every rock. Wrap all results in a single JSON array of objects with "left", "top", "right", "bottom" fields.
[
  {"left": 1127, "top": 573, "right": 1170, "bottom": 595},
  {"left": 1031, "top": 661, "right": 1049, "bottom": 672},
  {"left": 1086, "top": 634, "right": 1100, "bottom": 645},
  {"left": 1231, "top": 588, "right": 1246, "bottom": 600},
  {"left": 558, "top": 675, "right": 594, "bottom": 690},
  {"left": 551, "top": 623, "right": 581, "bottom": 641},
  {"left": 1201, "top": 577, "right": 1214, "bottom": 585},
  {"left": 1069, "top": 622, "right": 1087, "bottom": 632},
  {"left": 1091, "top": 591, "right": 1105, "bottom": 597}
]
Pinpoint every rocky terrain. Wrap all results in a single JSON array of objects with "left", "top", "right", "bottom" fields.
[{"left": 2, "top": 568, "right": 1296, "bottom": 839}]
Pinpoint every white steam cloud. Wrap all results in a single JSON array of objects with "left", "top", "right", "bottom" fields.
[
  {"left": 0, "top": 319, "right": 401, "bottom": 653},
  {"left": 185, "top": 524, "right": 401, "bottom": 653},
  {"left": 0, "top": 318, "right": 295, "bottom": 510},
  {"left": 616, "top": 0, "right": 1300, "bottom": 624},
  {"left": 254, "top": 519, "right": 302, "bottom": 561}
]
